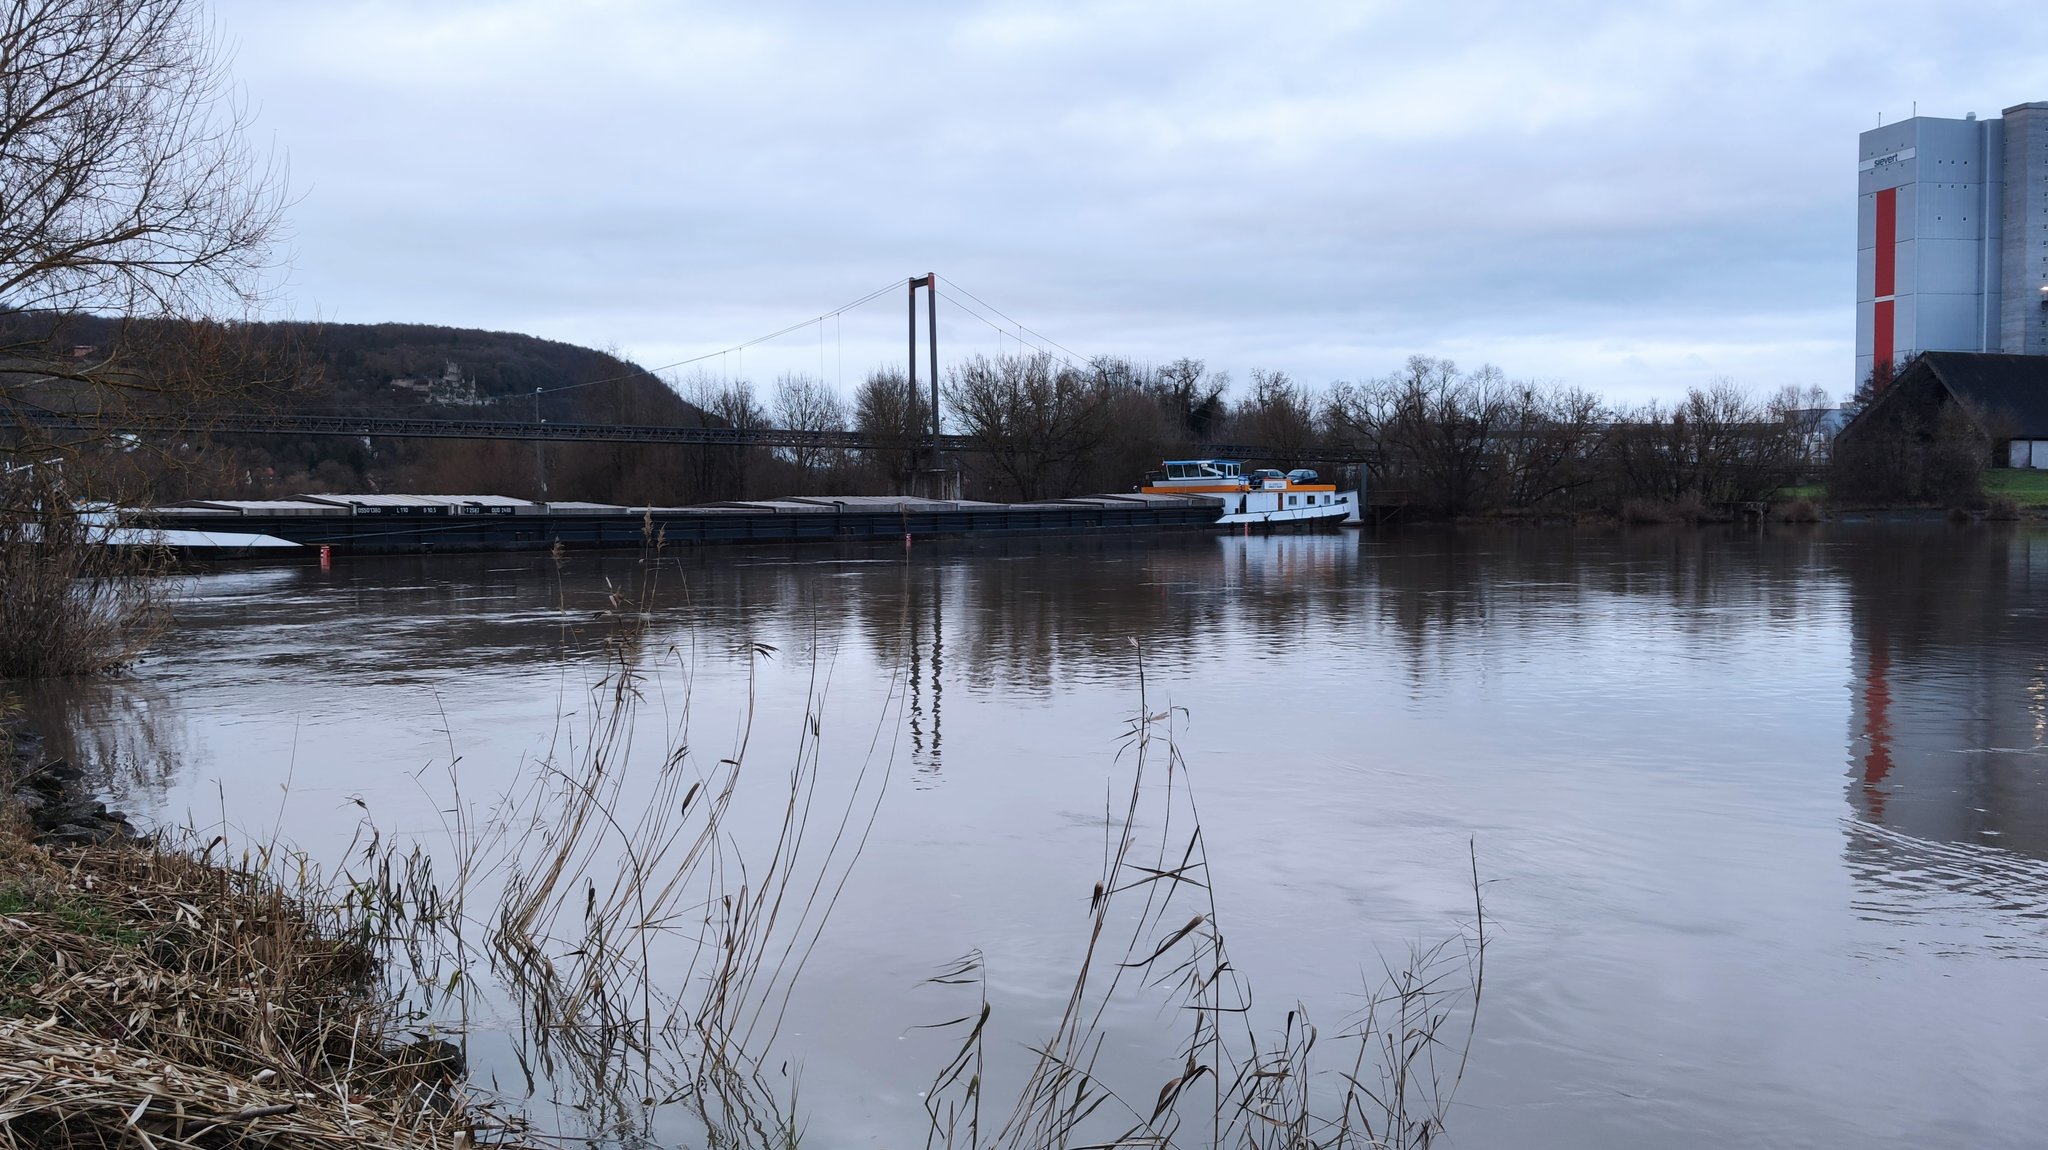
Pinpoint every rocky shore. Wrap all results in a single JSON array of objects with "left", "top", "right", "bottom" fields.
[{"left": 3, "top": 719, "right": 140, "bottom": 846}]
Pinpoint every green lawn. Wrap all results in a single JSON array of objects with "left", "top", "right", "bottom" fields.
[{"left": 1982, "top": 469, "right": 2048, "bottom": 506}]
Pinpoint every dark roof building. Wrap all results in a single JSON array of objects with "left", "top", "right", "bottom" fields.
[
  {"left": 1854, "top": 352, "right": 2048, "bottom": 442},
  {"left": 1907, "top": 352, "right": 2048, "bottom": 437},
  {"left": 1834, "top": 352, "right": 2048, "bottom": 500}
]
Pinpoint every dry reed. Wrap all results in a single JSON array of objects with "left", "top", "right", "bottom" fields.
[
  {"left": 919, "top": 650, "right": 1487, "bottom": 1150},
  {"left": 0, "top": 829, "right": 539, "bottom": 1148}
]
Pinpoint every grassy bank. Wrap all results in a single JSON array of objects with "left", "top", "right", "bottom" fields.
[{"left": 1981, "top": 468, "right": 2048, "bottom": 507}]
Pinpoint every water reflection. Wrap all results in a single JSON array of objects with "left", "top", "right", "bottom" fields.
[
  {"left": 16, "top": 526, "right": 2048, "bottom": 1148},
  {"left": 16, "top": 676, "right": 188, "bottom": 809},
  {"left": 1362, "top": 527, "right": 1837, "bottom": 687},
  {"left": 1835, "top": 528, "right": 2048, "bottom": 954},
  {"left": 1841, "top": 530, "right": 2048, "bottom": 855}
]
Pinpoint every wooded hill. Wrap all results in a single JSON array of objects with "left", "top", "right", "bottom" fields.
[{"left": 17, "top": 316, "right": 742, "bottom": 505}]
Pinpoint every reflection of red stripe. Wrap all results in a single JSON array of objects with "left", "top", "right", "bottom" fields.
[
  {"left": 1862, "top": 630, "right": 1893, "bottom": 823},
  {"left": 1874, "top": 188, "right": 1896, "bottom": 296}
]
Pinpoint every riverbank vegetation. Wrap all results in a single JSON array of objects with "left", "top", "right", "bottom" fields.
[
  {"left": 11, "top": 319, "right": 1842, "bottom": 522},
  {"left": 926, "top": 353, "right": 1830, "bottom": 517},
  {"left": 0, "top": 469, "right": 177, "bottom": 679},
  {"left": 0, "top": 832, "right": 535, "bottom": 1147},
  {"left": 1981, "top": 469, "right": 2048, "bottom": 505}
]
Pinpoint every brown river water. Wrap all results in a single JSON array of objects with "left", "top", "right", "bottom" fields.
[{"left": 20, "top": 524, "right": 2048, "bottom": 1148}]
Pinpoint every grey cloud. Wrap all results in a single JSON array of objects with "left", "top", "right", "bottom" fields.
[{"left": 216, "top": 0, "right": 2048, "bottom": 400}]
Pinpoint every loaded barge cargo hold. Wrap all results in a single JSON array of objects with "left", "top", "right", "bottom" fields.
[{"left": 143, "top": 493, "right": 1228, "bottom": 556}]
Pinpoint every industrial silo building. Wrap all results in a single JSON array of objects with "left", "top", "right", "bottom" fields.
[{"left": 1856, "top": 101, "right": 2048, "bottom": 386}]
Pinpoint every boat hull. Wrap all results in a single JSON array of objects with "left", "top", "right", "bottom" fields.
[{"left": 1215, "top": 492, "right": 1359, "bottom": 528}]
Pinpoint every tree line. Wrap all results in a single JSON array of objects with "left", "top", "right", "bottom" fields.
[
  {"left": 7, "top": 315, "right": 1837, "bottom": 517},
  {"left": 669, "top": 352, "right": 1834, "bottom": 516}
]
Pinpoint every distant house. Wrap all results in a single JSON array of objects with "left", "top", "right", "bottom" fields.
[
  {"left": 386, "top": 360, "right": 484, "bottom": 406},
  {"left": 1788, "top": 405, "right": 1855, "bottom": 465},
  {"left": 1839, "top": 352, "right": 2048, "bottom": 469}
]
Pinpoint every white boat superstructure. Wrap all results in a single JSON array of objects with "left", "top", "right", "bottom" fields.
[{"left": 1140, "top": 460, "right": 1359, "bottom": 527}]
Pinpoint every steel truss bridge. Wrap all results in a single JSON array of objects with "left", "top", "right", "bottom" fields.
[{"left": 18, "top": 409, "right": 1372, "bottom": 465}]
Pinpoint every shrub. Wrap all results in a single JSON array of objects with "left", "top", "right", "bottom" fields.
[
  {"left": 0, "top": 473, "right": 174, "bottom": 679},
  {"left": 1775, "top": 498, "right": 1822, "bottom": 523},
  {"left": 1621, "top": 498, "right": 1679, "bottom": 524}
]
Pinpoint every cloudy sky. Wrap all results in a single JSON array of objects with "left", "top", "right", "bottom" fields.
[{"left": 213, "top": 0, "right": 2047, "bottom": 402}]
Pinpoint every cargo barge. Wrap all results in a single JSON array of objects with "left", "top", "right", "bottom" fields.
[{"left": 141, "top": 492, "right": 1228, "bottom": 555}]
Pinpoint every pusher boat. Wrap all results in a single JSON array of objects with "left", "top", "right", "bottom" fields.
[{"left": 1140, "top": 459, "right": 1359, "bottom": 527}]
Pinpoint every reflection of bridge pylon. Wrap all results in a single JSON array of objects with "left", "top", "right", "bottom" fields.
[{"left": 904, "top": 556, "right": 944, "bottom": 776}]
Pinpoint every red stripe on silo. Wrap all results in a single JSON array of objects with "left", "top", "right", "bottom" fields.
[
  {"left": 1873, "top": 300, "right": 1894, "bottom": 384},
  {"left": 1874, "top": 187, "right": 1896, "bottom": 298}
]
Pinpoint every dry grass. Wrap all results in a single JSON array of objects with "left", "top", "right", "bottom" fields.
[
  {"left": 477, "top": 550, "right": 893, "bottom": 1145},
  {"left": 920, "top": 655, "right": 1488, "bottom": 1150},
  {"left": 266, "top": 533, "right": 901, "bottom": 1147},
  {"left": 0, "top": 830, "right": 538, "bottom": 1148}
]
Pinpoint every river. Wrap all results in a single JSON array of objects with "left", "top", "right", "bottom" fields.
[{"left": 20, "top": 524, "right": 2048, "bottom": 1148}]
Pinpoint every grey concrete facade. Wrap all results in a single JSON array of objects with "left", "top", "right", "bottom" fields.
[
  {"left": 1854, "top": 100, "right": 2048, "bottom": 383},
  {"left": 2000, "top": 102, "right": 2048, "bottom": 355},
  {"left": 1855, "top": 114, "right": 2005, "bottom": 385}
]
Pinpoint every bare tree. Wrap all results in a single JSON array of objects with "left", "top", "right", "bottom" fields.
[
  {"left": 1155, "top": 356, "right": 1228, "bottom": 440},
  {"left": 945, "top": 353, "right": 1108, "bottom": 502},
  {"left": 1085, "top": 356, "right": 1183, "bottom": 492},
  {"left": 1603, "top": 381, "right": 1806, "bottom": 507},
  {"left": 0, "top": 0, "right": 289, "bottom": 676},
  {"left": 1495, "top": 384, "right": 1604, "bottom": 509},
  {"left": 853, "top": 368, "right": 928, "bottom": 494},
  {"left": 1, "top": 0, "right": 287, "bottom": 439},
  {"left": 771, "top": 372, "right": 846, "bottom": 490},
  {"left": 681, "top": 374, "right": 766, "bottom": 498},
  {"left": 1369, "top": 356, "right": 1511, "bottom": 515},
  {"left": 1227, "top": 367, "right": 1319, "bottom": 465}
]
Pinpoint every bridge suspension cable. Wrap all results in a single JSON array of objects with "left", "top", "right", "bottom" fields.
[
  {"left": 430, "top": 274, "right": 1093, "bottom": 408},
  {"left": 938, "top": 276, "right": 1089, "bottom": 366},
  {"left": 532, "top": 278, "right": 904, "bottom": 396}
]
